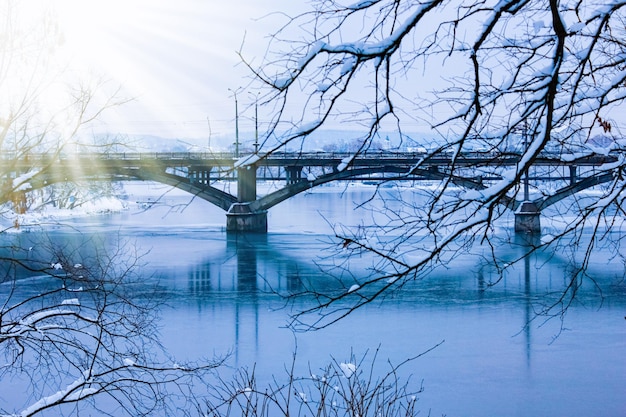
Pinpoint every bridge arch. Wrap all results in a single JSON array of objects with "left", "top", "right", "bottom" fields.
[
  {"left": 534, "top": 171, "right": 614, "bottom": 211},
  {"left": 248, "top": 165, "right": 492, "bottom": 212},
  {"left": 133, "top": 170, "right": 236, "bottom": 211},
  {"left": 9, "top": 167, "right": 238, "bottom": 212}
]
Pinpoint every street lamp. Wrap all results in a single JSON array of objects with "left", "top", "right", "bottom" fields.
[
  {"left": 228, "top": 88, "right": 240, "bottom": 158},
  {"left": 250, "top": 92, "right": 260, "bottom": 153}
]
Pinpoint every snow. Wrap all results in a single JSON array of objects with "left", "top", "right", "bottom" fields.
[
  {"left": 598, "top": 155, "right": 624, "bottom": 171},
  {"left": 339, "top": 362, "right": 356, "bottom": 378},
  {"left": 61, "top": 298, "right": 80, "bottom": 306},
  {"left": 14, "top": 182, "right": 32, "bottom": 192},
  {"left": 568, "top": 22, "right": 586, "bottom": 33},
  {"left": 12, "top": 170, "right": 39, "bottom": 192},
  {"left": 123, "top": 358, "right": 136, "bottom": 367},
  {"left": 610, "top": 68, "right": 626, "bottom": 87},
  {"left": 541, "top": 234, "right": 555, "bottom": 245},
  {"left": 533, "top": 20, "right": 545, "bottom": 33},
  {"left": 17, "top": 375, "right": 94, "bottom": 416},
  {"left": 234, "top": 154, "right": 261, "bottom": 168},
  {"left": 321, "top": 3, "right": 438, "bottom": 60},
  {"left": 273, "top": 76, "right": 292, "bottom": 90},
  {"left": 66, "top": 387, "right": 98, "bottom": 402},
  {"left": 533, "top": 65, "right": 555, "bottom": 79},
  {"left": 572, "top": 45, "right": 591, "bottom": 60},
  {"left": 340, "top": 55, "right": 357, "bottom": 75},
  {"left": 337, "top": 156, "right": 354, "bottom": 172},
  {"left": 298, "top": 119, "right": 323, "bottom": 134},
  {"left": 316, "top": 82, "right": 331, "bottom": 93},
  {"left": 348, "top": 0, "right": 376, "bottom": 9},
  {"left": 387, "top": 276, "right": 399, "bottom": 284},
  {"left": 561, "top": 151, "right": 593, "bottom": 162},
  {"left": 586, "top": 144, "right": 611, "bottom": 156},
  {"left": 462, "top": 189, "right": 484, "bottom": 200},
  {"left": 347, "top": 284, "right": 360, "bottom": 293},
  {"left": 461, "top": 168, "right": 517, "bottom": 201},
  {"left": 19, "top": 308, "right": 78, "bottom": 326},
  {"left": 298, "top": 40, "right": 326, "bottom": 67},
  {"left": 2, "top": 195, "right": 128, "bottom": 230}
]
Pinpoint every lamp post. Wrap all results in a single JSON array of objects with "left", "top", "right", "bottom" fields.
[
  {"left": 250, "top": 92, "right": 259, "bottom": 153},
  {"left": 229, "top": 88, "right": 240, "bottom": 158}
]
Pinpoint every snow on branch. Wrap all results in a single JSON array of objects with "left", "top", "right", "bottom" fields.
[
  {"left": 16, "top": 374, "right": 96, "bottom": 417},
  {"left": 12, "top": 170, "right": 40, "bottom": 192}
]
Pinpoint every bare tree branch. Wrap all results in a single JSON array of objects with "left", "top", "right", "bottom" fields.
[{"left": 246, "top": 0, "right": 626, "bottom": 328}]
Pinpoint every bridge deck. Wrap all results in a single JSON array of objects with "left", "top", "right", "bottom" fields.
[{"left": 5, "top": 150, "right": 617, "bottom": 169}]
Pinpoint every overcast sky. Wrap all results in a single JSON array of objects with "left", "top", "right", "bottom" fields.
[{"left": 50, "top": 0, "right": 304, "bottom": 140}]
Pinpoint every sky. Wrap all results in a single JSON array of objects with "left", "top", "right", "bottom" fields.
[
  {"left": 6, "top": 1, "right": 621, "bottom": 148},
  {"left": 36, "top": 0, "right": 305, "bottom": 140}
]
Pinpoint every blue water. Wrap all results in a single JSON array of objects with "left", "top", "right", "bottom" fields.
[{"left": 1, "top": 183, "right": 624, "bottom": 416}]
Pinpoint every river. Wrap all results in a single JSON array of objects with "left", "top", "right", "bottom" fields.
[{"left": 1, "top": 181, "right": 625, "bottom": 416}]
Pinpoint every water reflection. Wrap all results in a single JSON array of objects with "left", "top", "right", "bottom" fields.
[
  {"left": 179, "top": 228, "right": 624, "bottom": 306},
  {"left": 229, "top": 234, "right": 259, "bottom": 292},
  {"left": 524, "top": 251, "right": 533, "bottom": 366},
  {"left": 174, "top": 229, "right": 624, "bottom": 373}
]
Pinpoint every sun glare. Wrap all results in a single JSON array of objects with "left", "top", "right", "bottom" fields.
[
  {"left": 51, "top": 0, "right": 240, "bottom": 138},
  {"left": 4, "top": 0, "right": 297, "bottom": 141}
]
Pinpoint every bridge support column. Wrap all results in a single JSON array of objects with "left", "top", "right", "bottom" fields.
[
  {"left": 285, "top": 166, "right": 303, "bottom": 185},
  {"left": 569, "top": 166, "right": 577, "bottom": 185},
  {"left": 226, "top": 203, "right": 267, "bottom": 233},
  {"left": 237, "top": 167, "right": 257, "bottom": 202},
  {"left": 514, "top": 201, "right": 541, "bottom": 234},
  {"left": 190, "top": 166, "right": 212, "bottom": 185}
]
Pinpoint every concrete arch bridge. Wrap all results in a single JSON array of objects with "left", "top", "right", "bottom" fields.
[{"left": 3, "top": 151, "right": 619, "bottom": 233}]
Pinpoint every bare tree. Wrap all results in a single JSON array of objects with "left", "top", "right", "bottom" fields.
[
  {"left": 0, "top": 1, "right": 131, "bottom": 218},
  {"left": 0, "top": 234, "right": 222, "bottom": 416},
  {"left": 202, "top": 343, "right": 441, "bottom": 417},
  {"left": 244, "top": 0, "right": 626, "bottom": 328},
  {"left": 0, "top": 3, "right": 223, "bottom": 415}
]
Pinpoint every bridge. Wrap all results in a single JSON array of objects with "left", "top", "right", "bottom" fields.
[{"left": 3, "top": 150, "right": 619, "bottom": 233}]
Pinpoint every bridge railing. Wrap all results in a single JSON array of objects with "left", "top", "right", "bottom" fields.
[
  {"left": 95, "top": 151, "right": 432, "bottom": 161},
  {"left": 97, "top": 152, "right": 238, "bottom": 161},
  {"left": 2, "top": 151, "right": 432, "bottom": 162},
  {"left": 2, "top": 149, "right": 619, "bottom": 165}
]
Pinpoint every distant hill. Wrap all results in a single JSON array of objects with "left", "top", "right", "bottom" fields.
[{"left": 92, "top": 129, "right": 437, "bottom": 153}]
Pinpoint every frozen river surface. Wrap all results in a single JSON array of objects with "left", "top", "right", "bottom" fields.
[{"left": 2, "top": 182, "right": 625, "bottom": 416}]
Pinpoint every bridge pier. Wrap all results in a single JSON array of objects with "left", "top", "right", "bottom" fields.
[
  {"left": 514, "top": 201, "right": 541, "bottom": 234},
  {"left": 226, "top": 203, "right": 267, "bottom": 232},
  {"left": 569, "top": 166, "right": 577, "bottom": 185},
  {"left": 226, "top": 166, "right": 267, "bottom": 232},
  {"left": 237, "top": 167, "right": 257, "bottom": 202}
]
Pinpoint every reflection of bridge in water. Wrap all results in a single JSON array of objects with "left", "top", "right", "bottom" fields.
[
  {"left": 5, "top": 151, "right": 618, "bottom": 232},
  {"left": 180, "top": 232, "right": 621, "bottom": 367}
]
